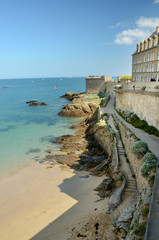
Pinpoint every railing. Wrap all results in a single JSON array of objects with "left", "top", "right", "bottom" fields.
[{"left": 144, "top": 156, "right": 159, "bottom": 240}]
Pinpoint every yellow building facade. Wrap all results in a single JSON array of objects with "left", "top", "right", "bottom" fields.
[{"left": 132, "top": 26, "right": 159, "bottom": 82}]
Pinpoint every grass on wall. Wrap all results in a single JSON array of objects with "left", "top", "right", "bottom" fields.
[{"left": 116, "top": 110, "right": 159, "bottom": 137}]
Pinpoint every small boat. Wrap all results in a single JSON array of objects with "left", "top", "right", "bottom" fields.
[{"left": 54, "top": 85, "right": 57, "bottom": 89}]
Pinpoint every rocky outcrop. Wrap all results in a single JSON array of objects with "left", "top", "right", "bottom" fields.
[
  {"left": 58, "top": 101, "right": 98, "bottom": 117},
  {"left": 60, "top": 92, "right": 85, "bottom": 101},
  {"left": 109, "top": 177, "right": 126, "bottom": 210},
  {"left": 94, "top": 177, "right": 114, "bottom": 198},
  {"left": 59, "top": 92, "right": 99, "bottom": 117},
  {"left": 26, "top": 100, "right": 47, "bottom": 106},
  {"left": 113, "top": 203, "right": 136, "bottom": 232}
]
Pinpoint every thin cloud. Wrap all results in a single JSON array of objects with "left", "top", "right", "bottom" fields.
[
  {"left": 109, "top": 22, "right": 121, "bottom": 29},
  {"left": 115, "top": 28, "right": 150, "bottom": 45},
  {"left": 137, "top": 16, "right": 159, "bottom": 28},
  {"left": 103, "top": 42, "right": 109, "bottom": 45},
  {"left": 115, "top": 36, "right": 134, "bottom": 45},
  {"left": 114, "top": 17, "right": 158, "bottom": 45},
  {"left": 154, "top": 0, "right": 159, "bottom": 4}
]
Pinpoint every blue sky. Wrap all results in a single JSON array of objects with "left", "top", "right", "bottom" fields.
[{"left": 0, "top": 0, "right": 159, "bottom": 78}]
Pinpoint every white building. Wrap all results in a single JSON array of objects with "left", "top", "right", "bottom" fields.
[{"left": 132, "top": 26, "right": 159, "bottom": 82}]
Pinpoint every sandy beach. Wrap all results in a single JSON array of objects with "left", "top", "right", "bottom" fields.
[{"left": 0, "top": 162, "right": 115, "bottom": 240}]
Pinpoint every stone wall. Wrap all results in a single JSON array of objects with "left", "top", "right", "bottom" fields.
[
  {"left": 115, "top": 85, "right": 159, "bottom": 130},
  {"left": 85, "top": 76, "right": 113, "bottom": 94},
  {"left": 105, "top": 82, "right": 116, "bottom": 94},
  {"left": 86, "top": 78, "right": 106, "bottom": 93},
  {"left": 117, "top": 82, "right": 159, "bottom": 92},
  {"left": 117, "top": 119, "right": 148, "bottom": 192},
  {"left": 88, "top": 124, "right": 113, "bottom": 157}
]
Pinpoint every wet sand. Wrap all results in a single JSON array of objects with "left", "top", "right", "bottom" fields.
[{"left": 0, "top": 162, "right": 115, "bottom": 240}]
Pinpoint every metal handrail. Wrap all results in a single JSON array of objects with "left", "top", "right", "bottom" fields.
[{"left": 144, "top": 156, "right": 159, "bottom": 240}]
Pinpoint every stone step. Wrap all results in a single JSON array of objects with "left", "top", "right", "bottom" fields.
[
  {"left": 127, "top": 184, "right": 137, "bottom": 188},
  {"left": 126, "top": 187, "right": 137, "bottom": 190},
  {"left": 127, "top": 183, "right": 137, "bottom": 186},
  {"left": 118, "top": 148, "right": 124, "bottom": 151},
  {"left": 124, "top": 192, "right": 135, "bottom": 197},
  {"left": 125, "top": 189, "right": 136, "bottom": 192},
  {"left": 127, "top": 180, "right": 136, "bottom": 183}
]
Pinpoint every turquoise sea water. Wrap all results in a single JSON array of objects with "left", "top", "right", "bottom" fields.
[{"left": 0, "top": 77, "right": 85, "bottom": 177}]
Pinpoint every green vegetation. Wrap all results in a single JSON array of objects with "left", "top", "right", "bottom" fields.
[
  {"left": 120, "top": 75, "right": 132, "bottom": 79},
  {"left": 149, "top": 174, "right": 155, "bottom": 187},
  {"left": 141, "top": 86, "right": 146, "bottom": 91},
  {"left": 131, "top": 141, "right": 148, "bottom": 158},
  {"left": 118, "top": 175, "right": 124, "bottom": 181},
  {"left": 133, "top": 224, "right": 146, "bottom": 237},
  {"left": 97, "top": 91, "right": 110, "bottom": 107},
  {"left": 100, "top": 94, "right": 110, "bottom": 107},
  {"left": 142, "top": 152, "right": 157, "bottom": 164},
  {"left": 117, "top": 110, "right": 159, "bottom": 137},
  {"left": 102, "top": 113, "right": 109, "bottom": 121},
  {"left": 142, "top": 204, "right": 149, "bottom": 217},
  {"left": 141, "top": 153, "right": 157, "bottom": 177}
]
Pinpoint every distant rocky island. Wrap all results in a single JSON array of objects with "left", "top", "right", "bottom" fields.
[{"left": 26, "top": 100, "right": 47, "bottom": 106}]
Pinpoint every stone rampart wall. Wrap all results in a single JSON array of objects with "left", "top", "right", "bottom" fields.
[
  {"left": 86, "top": 76, "right": 115, "bottom": 94},
  {"left": 86, "top": 79, "right": 106, "bottom": 93},
  {"left": 119, "top": 82, "right": 159, "bottom": 92},
  {"left": 116, "top": 90, "right": 159, "bottom": 130}
]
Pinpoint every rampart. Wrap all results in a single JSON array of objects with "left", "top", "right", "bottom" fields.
[
  {"left": 86, "top": 76, "right": 113, "bottom": 93},
  {"left": 115, "top": 82, "right": 159, "bottom": 130}
]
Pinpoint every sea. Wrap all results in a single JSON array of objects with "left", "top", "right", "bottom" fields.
[{"left": 0, "top": 77, "right": 85, "bottom": 177}]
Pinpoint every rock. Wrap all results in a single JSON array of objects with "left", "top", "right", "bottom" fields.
[
  {"left": 72, "top": 164, "right": 84, "bottom": 171},
  {"left": 117, "top": 212, "right": 133, "bottom": 223},
  {"left": 59, "top": 92, "right": 99, "bottom": 117},
  {"left": 40, "top": 102, "right": 47, "bottom": 106},
  {"left": 46, "top": 154, "right": 80, "bottom": 166},
  {"left": 114, "top": 203, "right": 136, "bottom": 233},
  {"left": 94, "top": 177, "right": 114, "bottom": 191},
  {"left": 26, "top": 100, "right": 47, "bottom": 106},
  {"left": 90, "top": 159, "right": 110, "bottom": 173},
  {"left": 115, "top": 228, "right": 127, "bottom": 238},
  {"left": 94, "top": 177, "right": 114, "bottom": 198},
  {"left": 109, "top": 178, "right": 126, "bottom": 209},
  {"left": 86, "top": 108, "right": 99, "bottom": 124},
  {"left": 58, "top": 102, "right": 92, "bottom": 117},
  {"left": 60, "top": 92, "right": 84, "bottom": 101}
]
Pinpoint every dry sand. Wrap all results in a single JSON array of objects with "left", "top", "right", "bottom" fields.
[{"left": 0, "top": 163, "right": 115, "bottom": 240}]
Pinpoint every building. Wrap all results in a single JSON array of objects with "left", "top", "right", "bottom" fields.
[
  {"left": 132, "top": 26, "right": 159, "bottom": 82},
  {"left": 85, "top": 75, "right": 113, "bottom": 93},
  {"left": 117, "top": 76, "right": 132, "bottom": 83}
]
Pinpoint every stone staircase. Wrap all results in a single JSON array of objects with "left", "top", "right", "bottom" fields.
[{"left": 108, "top": 115, "right": 138, "bottom": 208}]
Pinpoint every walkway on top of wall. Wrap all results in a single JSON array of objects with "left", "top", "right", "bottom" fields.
[{"left": 101, "top": 95, "right": 159, "bottom": 240}]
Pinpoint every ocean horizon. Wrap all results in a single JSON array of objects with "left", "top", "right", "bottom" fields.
[{"left": 0, "top": 77, "right": 85, "bottom": 177}]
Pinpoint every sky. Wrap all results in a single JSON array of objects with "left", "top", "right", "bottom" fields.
[{"left": 0, "top": 0, "right": 159, "bottom": 78}]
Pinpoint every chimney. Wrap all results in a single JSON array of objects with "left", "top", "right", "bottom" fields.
[{"left": 156, "top": 26, "right": 159, "bottom": 34}]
